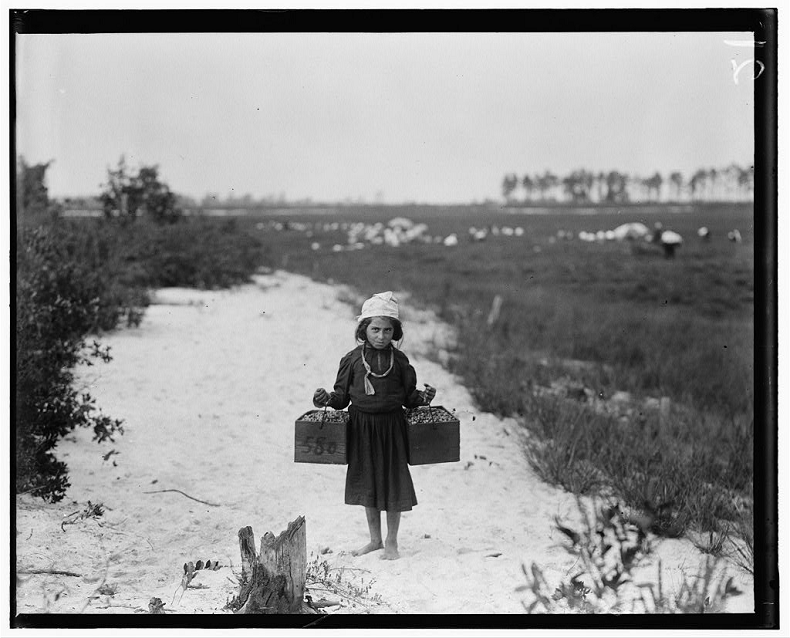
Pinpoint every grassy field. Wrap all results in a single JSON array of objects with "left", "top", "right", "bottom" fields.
[
  {"left": 240, "top": 204, "right": 753, "bottom": 413},
  {"left": 236, "top": 202, "right": 755, "bottom": 556},
  {"left": 19, "top": 202, "right": 755, "bottom": 562}
]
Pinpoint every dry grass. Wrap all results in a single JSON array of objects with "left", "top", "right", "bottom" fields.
[{"left": 518, "top": 497, "right": 745, "bottom": 614}]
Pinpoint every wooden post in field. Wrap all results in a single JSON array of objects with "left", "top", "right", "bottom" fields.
[
  {"left": 234, "top": 516, "right": 308, "bottom": 614},
  {"left": 659, "top": 396, "right": 671, "bottom": 432},
  {"left": 487, "top": 294, "right": 503, "bottom": 328}
]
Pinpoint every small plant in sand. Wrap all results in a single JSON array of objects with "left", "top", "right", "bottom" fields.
[
  {"left": 96, "top": 582, "right": 118, "bottom": 597},
  {"left": 60, "top": 501, "right": 105, "bottom": 531},
  {"left": 728, "top": 513, "right": 755, "bottom": 576},
  {"left": 518, "top": 497, "right": 742, "bottom": 614},
  {"left": 172, "top": 559, "right": 223, "bottom": 605},
  {"left": 304, "top": 553, "right": 384, "bottom": 612},
  {"left": 148, "top": 597, "right": 166, "bottom": 614}
]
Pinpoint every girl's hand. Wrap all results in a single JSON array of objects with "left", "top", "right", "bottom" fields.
[
  {"left": 422, "top": 383, "right": 436, "bottom": 405},
  {"left": 313, "top": 388, "right": 330, "bottom": 407}
]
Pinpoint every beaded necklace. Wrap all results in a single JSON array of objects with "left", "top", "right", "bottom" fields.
[{"left": 361, "top": 342, "right": 394, "bottom": 395}]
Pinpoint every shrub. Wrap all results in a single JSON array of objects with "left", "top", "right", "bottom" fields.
[
  {"left": 15, "top": 154, "right": 267, "bottom": 502},
  {"left": 16, "top": 224, "right": 127, "bottom": 501},
  {"left": 15, "top": 212, "right": 266, "bottom": 501},
  {"left": 132, "top": 217, "right": 262, "bottom": 289},
  {"left": 15, "top": 215, "right": 266, "bottom": 501},
  {"left": 518, "top": 498, "right": 743, "bottom": 614},
  {"left": 518, "top": 389, "right": 753, "bottom": 557}
]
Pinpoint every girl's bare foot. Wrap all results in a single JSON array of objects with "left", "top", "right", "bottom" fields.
[
  {"left": 381, "top": 541, "right": 400, "bottom": 560},
  {"left": 351, "top": 540, "right": 383, "bottom": 556}
]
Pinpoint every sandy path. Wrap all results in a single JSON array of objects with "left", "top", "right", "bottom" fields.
[{"left": 14, "top": 271, "right": 753, "bottom": 617}]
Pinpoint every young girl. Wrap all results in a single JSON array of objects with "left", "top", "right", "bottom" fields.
[{"left": 313, "top": 291, "right": 436, "bottom": 560}]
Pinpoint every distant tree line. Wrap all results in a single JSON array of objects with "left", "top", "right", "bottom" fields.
[{"left": 501, "top": 164, "right": 754, "bottom": 205}]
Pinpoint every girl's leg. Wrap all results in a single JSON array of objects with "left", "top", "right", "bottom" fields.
[
  {"left": 382, "top": 510, "right": 401, "bottom": 560},
  {"left": 351, "top": 507, "right": 384, "bottom": 556}
]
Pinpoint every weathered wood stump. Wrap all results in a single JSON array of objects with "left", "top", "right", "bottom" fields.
[{"left": 234, "top": 516, "right": 308, "bottom": 614}]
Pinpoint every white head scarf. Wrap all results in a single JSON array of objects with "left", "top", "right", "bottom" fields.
[{"left": 357, "top": 291, "right": 399, "bottom": 322}]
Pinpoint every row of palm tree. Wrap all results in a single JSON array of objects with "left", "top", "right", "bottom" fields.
[{"left": 501, "top": 164, "right": 754, "bottom": 204}]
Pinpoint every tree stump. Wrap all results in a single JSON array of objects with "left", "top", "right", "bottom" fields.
[{"left": 234, "top": 516, "right": 308, "bottom": 614}]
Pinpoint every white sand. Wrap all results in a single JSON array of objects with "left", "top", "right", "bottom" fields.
[{"left": 14, "top": 271, "right": 753, "bottom": 617}]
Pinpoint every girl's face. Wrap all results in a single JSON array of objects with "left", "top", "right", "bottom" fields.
[{"left": 366, "top": 317, "right": 395, "bottom": 349}]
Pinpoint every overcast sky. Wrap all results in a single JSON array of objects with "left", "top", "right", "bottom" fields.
[{"left": 15, "top": 30, "right": 756, "bottom": 204}]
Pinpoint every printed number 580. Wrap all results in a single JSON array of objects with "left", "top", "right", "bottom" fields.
[{"left": 302, "top": 436, "right": 337, "bottom": 455}]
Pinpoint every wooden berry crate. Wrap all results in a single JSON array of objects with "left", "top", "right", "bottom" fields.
[
  {"left": 406, "top": 405, "right": 460, "bottom": 465},
  {"left": 294, "top": 409, "right": 349, "bottom": 464}
]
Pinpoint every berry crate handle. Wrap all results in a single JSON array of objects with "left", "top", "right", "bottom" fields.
[
  {"left": 425, "top": 389, "right": 437, "bottom": 430},
  {"left": 319, "top": 406, "right": 327, "bottom": 430},
  {"left": 423, "top": 383, "right": 437, "bottom": 430}
]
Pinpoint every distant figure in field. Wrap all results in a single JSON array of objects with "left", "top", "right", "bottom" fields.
[
  {"left": 660, "top": 230, "right": 683, "bottom": 258},
  {"left": 728, "top": 229, "right": 742, "bottom": 243},
  {"left": 313, "top": 292, "right": 436, "bottom": 560},
  {"left": 651, "top": 221, "right": 664, "bottom": 244},
  {"left": 697, "top": 226, "right": 711, "bottom": 242}
]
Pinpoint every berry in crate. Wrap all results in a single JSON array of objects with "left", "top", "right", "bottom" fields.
[
  {"left": 406, "top": 406, "right": 460, "bottom": 465},
  {"left": 406, "top": 406, "right": 457, "bottom": 424},
  {"left": 294, "top": 409, "right": 349, "bottom": 465},
  {"left": 296, "top": 409, "right": 349, "bottom": 423}
]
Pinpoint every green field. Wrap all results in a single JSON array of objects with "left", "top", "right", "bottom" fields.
[
  {"left": 241, "top": 203, "right": 754, "bottom": 414},
  {"left": 235, "top": 202, "right": 755, "bottom": 553},
  {"left": 17, "top": 201, "right": 756, "bottom": 563}
]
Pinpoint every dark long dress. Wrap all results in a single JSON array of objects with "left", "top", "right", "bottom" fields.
[{"left": 325, "top": 343, "right": 427, "bottom": 512}]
